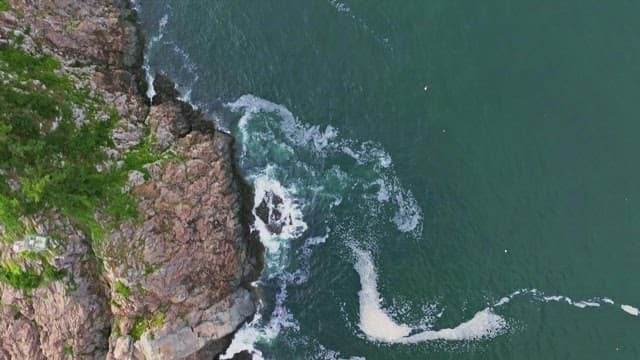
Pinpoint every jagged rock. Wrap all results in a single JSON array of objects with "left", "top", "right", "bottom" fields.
[
  {"left": 135, "top": 289, "right": 254, "bottom": 360},
  {"left": 112, "top": 337, "right": 133, "bottom": 360},
  {"left": 255, "top": 191, "right": 290, "bottom": 235},
  {"left": 0, "top": 214, "right": 111, "bottom": 360},
  {"left": 103, "top": 75, "right": 260, "bottom": 359},
  {"left": 0, "top": 0, "right": 262, "bottom": 359}
]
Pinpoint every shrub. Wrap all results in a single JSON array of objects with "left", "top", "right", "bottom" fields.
[
  {"left": 114, "top": 281, "right": 131, "bottom": 299},
  {"left": 129, "top": 317, "right": 148, "bottom": 340},
  {"left": 0, "top": 255, "right": 65, "bottom": 291},
  {"left": 0, "top": 44, "right": 160, "bottom": 246},
  {"left": 0, "top": 1, "right": 10, "bottom": 12}
]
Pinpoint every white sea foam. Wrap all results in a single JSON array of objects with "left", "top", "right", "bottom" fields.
[
  {"left": 352, "top": 247, "right": 506, "bottom": 343},
  {"left": 350, "top": 247, "right": 640, "bottom": 345},
  {"left": 326, "top": 0, "right": 392, "bottom": 49},
  {"left": 539, "top": 294, "right": 602, "bottom": 309},
  {"left": 351, "top": 247, "right": 640, "bottom": 346},
  {"left": 400, "top": 308, "right": 506, "bottom": 343},
  {"left": 542, "top": 295, "right": 565, "bottom": 302},
  {"left": 621, "top": 305, "right": 639, "bottom": 316},
  {"left": 372, "top": 179, "right": 390, "bottom": 202},
  {"left": 228, "top": 94, "right": 424, "bottom": 235},
  {"left": 341, "top": 142, "right": 391, "bottom": 168},
  {"left": 494, "top": 296, "right": 510, "bottom": 307},
  {"left": 221, "top": 92, "right": 640, "bottom": 357},
  {"left": 223, "top": 164, "right": 309, "bottom": 358},
  {"left": 143, "top": 13, "right": 169, "bottom": 100},
  {"left": 315, "top": 343, "right": 366, "bottom": 360},
  {"left": 165, "top": 41, "right": 201, "bottom": 106},
  {"left": 352, "top": 247, "right": 412, "bottom": 341},
  {"left": 229, "top": 94, "right": 339, "bottom": 156},
  {"left": 391, "top": 185, "right": 422, "bottom": 233},
  {"left": 220, "top": 310, "right": 265, "bottom": 360},
  {"left": 251, "top": 170, "right": 308, "bottom": 255},
  {"left": 264, "top": 277, "right": 300, "bottom": 338},
  {"left": 492, "top": 289, "right": 640, "bottom": 319},
  {"left": 222, "top": 276, "right": 300, "bottom": 359},
  {"left": 225, "top": 94, "right": 424, "bottom": 356},
  {"left": 573, "top": 301, "right": 600, "bottom": 308},
  {"left": 368, "top": 176, "right": 422, "bottom": 233},
  {"left": 328, "top": 0, "right": 350, "bottom": 13},
  {"left": 301, "top": 233, "right": 330, "bottom": 257}
]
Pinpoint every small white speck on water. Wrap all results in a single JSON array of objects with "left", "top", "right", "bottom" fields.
[
  {"left": 504, "top": 249, "right": 508, "bottom": 253},
  {"left": 442, "top": 129, "right": 446, "bottom": 133},
  {"left": 424, "top": 84, "right": 429, "bottom": 92}
]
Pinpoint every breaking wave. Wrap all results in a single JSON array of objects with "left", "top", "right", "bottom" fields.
[
  {"left": 222, "top": 94, "right": 423, "bottom": 358},
  {"left": 351, "top": 247, "right": 507, "bottom": 344},
  {"left": 351, "top": 247, "right": 640, "bottom": 346},
  {"left": 143, "top": 12, "right": 169, "bottom": 99},
  {"left": 492, "top": 288, "right": 640, "bottom": 318},
  {"left": 140, "top": 7, "right": 202, "bottom": 107},
  {"left": 135, "top": 2, "right": 640, "bottom": 359},
  {"left": 219, "top": 94, "right": 640, "bottom": 358}
]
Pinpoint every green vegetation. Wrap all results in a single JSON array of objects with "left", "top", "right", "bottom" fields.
[
  {"left": 151, "top": 311, "right": 166, "bottom": 328},
  {"left": 114, "top": 281, "right": 131, "bottom": 299},
  {"left": 0, "top": 43, "right": 117, "bottom": 241},
  {"left": 143, "top": 261, "right": 160, "bottom": 276},
  {"left": 127, "top": 311, "right": 166, "bottom": 340},
  {"left": 63, "top": 343, "right": 73, "bottom": 356},
  {"left": 112, "top": 320, "right": 122, "bottom": 337},
  {"left": 0, "top": 42, "right": 161, "bottom": 249},
  {"left": 0, "top": 0, "right": 9, "bottom": 12},
  {"left": 0, "top": 256, "right": 65, "bottom": 292},
  {"left": 130, "top": 316, "right": 149, "bottom": 341}
]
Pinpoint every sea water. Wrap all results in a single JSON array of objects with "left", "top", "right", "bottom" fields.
[{"left": 137, "top": 1, "right": 640, "bottom": 358}]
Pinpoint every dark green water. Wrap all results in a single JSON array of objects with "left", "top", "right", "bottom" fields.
[{"left": 138, "top": 1, "right": 640, "bottom": 358}]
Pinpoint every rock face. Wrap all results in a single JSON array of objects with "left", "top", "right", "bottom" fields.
[
  {"left": 136, "top": 289, "right": 254, "bottom": 360},
  {"left": 0, "top": 1, "right": 261, "bottom": 359},
  {"left": 102, "top": 75, "right": 261, "bottom": 360},
  {"left": 0, "top": 214, "right": 112, "bottom": 360}
]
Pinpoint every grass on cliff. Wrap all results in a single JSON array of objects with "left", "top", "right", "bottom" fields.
[
  {"left": 0, "top": 254, "right": 65, "bottom": 292},
  {"left": 0, "top": 0, "right": 9, "bottom": 12},
  {"left": 114, "top": 280, "right": 131, "bottom": 299},
  {"left": 129, "top": 311, "right": 165, "bottom": 341},
  {"left": 130, "top": 316, "right": 149, "bottom": 340},
  {"left": 0, "top": 43, "right": 156, "bottom": 247}
]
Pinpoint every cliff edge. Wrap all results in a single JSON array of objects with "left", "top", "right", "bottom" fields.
[{"left": 0, "top": 1, "right": 261, "bottom": 359}]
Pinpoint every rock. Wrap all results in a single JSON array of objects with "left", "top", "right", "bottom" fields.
[
  {"left": 0, "top": 0, "right": 262, "bottom": 359},
  {"left": 0, "top": 214, "right": 111, "bottom": 359},
  {"left": 136, "top": 289, "right": 255, "bottom": 360},
  {"left": 255, "top": 191, "right": 288, "bottom": 235},
  {"left": 113, "top": 336, "right": 134, "bottom": 360},
  {"left": 230, "top": 351, "right": 256, "bottom": 360},
  {"left": 128, "top": 170, "right": 146, "bottom": 187},
  {"left": 103, "top": 78, "right": 261, "bottom": 359}
]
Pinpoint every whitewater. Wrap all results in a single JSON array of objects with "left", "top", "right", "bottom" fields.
[
  {"left": 138, "top": 6, "right": 640, "bottom": 359},
  {"left": 218, "top": 94, "right": 640, "bottom": 358}
]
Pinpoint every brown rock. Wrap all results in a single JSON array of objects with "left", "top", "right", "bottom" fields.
[{"left": 0, "top": 1, "right": 262, "bottom": 359}]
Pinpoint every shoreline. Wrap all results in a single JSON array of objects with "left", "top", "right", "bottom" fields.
[
  {"left": 105, "top": 1, "right": 265, "bottom": 358},
  {"left": 0, "top": 0, "right": 263, "bottom": 358}
]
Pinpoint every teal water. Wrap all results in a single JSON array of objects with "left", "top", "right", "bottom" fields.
[{"left": 137, "top": 1, "right": 640, "bottom": 358}]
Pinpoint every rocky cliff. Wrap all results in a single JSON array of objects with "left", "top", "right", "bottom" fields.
[{"left": 0, "top": 1, "right": 261, "bottom": 359}]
